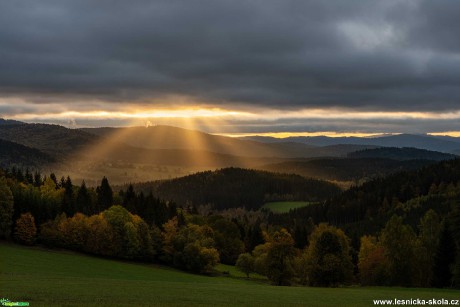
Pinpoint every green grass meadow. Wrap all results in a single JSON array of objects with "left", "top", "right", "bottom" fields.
[
  {"left": 263, "top": 201, "right": 314, "bottom": 213},
  {"left": 1, "top": 243, "right": 459, "bottom": 306}
]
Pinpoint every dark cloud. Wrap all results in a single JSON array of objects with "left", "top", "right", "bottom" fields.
[{"left": 1, "top": 0, "right": 460, "bottom": 112}]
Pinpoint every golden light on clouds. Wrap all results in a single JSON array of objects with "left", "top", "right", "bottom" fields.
[
  {"left": 428, "top": 131, "right": 460, "bottom": 137},
  {"left": 6, "top": 105, "right": 460, "bottom": 121},
  {"left": 6, "top": 108, "right": 253, "bottom": 121},
  {"left": 220, "top": 131, "right": 394, "bottom": 138},
  {"left": 3, "top": 99, "right": 460, "bottom": 137}
]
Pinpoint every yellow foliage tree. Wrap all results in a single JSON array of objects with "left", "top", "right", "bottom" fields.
[
  {"left": 358, "top": 235, "right": 389, "bottom": 285},
  {"left": 14, "top": 212, "right": 37, "bottom": 245}
]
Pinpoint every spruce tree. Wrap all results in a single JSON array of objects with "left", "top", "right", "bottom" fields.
[
  {"left": 96, "top": 177, "right": 113, "bottom": 212},
  {"left": 76, "top": 181, "right": 92, "bottom": 215}
]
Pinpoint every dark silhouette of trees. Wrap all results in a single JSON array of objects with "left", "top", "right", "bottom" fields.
[
  {"left": 432, "top": 221, "right": 456, "bottom": 288},
  {"left": 76, "top": 181, "right": 93, "bottom": 215},
  {"left": 96, "top": 177, "right": 113, "bottom": 212},
  {"left": 303, "top": 224, "right": 353, "bottom": 287},
  {"left": 62, "top": 176, "right": 76, "bottom": 217},
  {"left": 380, "top": 215, "right": 417, "bottom": 286},
  {"left": 0, "top": 177, "right": 14, "bottom": 239}
]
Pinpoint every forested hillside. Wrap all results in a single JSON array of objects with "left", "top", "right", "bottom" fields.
[
  {"left": 0, "top": 139, "right": 55, "bottom": 168},
  {"left": 348, "top": 147, "right": 457, "bottom": 161},
  {"left": 0, "top": 123, "right": 98, "bottom": 156},
  {"left": 130, "top": 167, "right": 341, "bottom": 210},
  {"left": 259, "top": 158, "right": 436, "bottom": 182},
  {"left": 273, "top": 158, "right": 460, "bottom": 241}
]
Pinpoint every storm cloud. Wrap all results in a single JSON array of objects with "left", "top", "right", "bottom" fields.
[{"left": 1, "top": 0, "right": 460, "bottom": 118}]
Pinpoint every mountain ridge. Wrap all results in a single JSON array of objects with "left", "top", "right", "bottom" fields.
[{"left": 240, "top": 133, "right": 460, "bottom": 153}]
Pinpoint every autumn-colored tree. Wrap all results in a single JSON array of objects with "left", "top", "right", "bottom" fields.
[
  {"left": 161, "top": 217, "right": 179, "bottom": 263},
  {"left": 358, "top": 235, "right": 389, "bottom": 285},
  {"left": 304, "top": 223, "right": 353, "bottom": 287},
  {"left": 265, "top": 229, "right": 296, "bottom": 286},
  {"left": 60, "top": 213, "right": 90, "bottom": 250},
  {"left": 252, "top": 242, "right": 271, "bottom": 276},
  {"left": 39, "top": 213, "right": 66, "bottom": 247},
  {"left": 172, "top": 224, "right": 220, "bottom": 273},
  {"left": 293, "top": 252, "right": 309, "bottom": 285},
  {"left": 14, "top": 212, "right": 37, "bottom": 245},
  {"left": 85, "top": 213, "right": 116, "bottom": 256}
]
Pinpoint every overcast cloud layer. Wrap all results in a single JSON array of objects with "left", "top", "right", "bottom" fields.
[{"left": 1, "top": 0, "right": 460, "bottom": 132}]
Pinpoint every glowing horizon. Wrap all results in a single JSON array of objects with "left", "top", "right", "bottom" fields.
[{"left": 3, "top": 102, "right": 460, "bottom": 137}]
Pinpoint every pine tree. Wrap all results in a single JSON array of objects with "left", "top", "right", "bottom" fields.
[
  {"left": 63, "top": 176, "right": 76, "bottom": 216},
  {"left": 122, "top": 184, "right": 137, "bottom": 214}
]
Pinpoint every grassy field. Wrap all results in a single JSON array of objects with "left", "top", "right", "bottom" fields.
[
  {"left": 263, "top": 201, "right": 314, "bottom": 213},
  {"left": 1, "top": 243, "right": 459, "bottom": 307}
]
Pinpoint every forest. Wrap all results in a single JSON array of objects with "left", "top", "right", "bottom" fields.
[{"left": 1, "top": 160, "right": 460, "bottom": 288}]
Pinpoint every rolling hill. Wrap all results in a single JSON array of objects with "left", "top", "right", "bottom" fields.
[
  {"left": 1, "top": 120, "right": 455, "bottom": 185},
  {"left": 81, "top": 126, "right": 316, "bottom": 158},
  {"left": 0, "top": 139, "right": 55, "bottom": 168},
  {"left": 0, "top": 122, "right": 98, "bottom": 156},
  {"left": 241, "top": 134, "right": 460, "bottom": 153},
  {"left": 130, "top": 167, "right": 341, "bottom": 210},
  {"left": 258, "top": 147, "right": 455, "bottom": 183},
  {"left": 347, "top": 147, "right": 457, "bottom": 161},
  {"left": 81, "top": 125, "right": 380, "bottom": 158},
  {"left": 3, "top": 243, "right": 456, "bottom": 307},
  {"left": 258, "top": 158, "right": 437, "bottom": 182}
]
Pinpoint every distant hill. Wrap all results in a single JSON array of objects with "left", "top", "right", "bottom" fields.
[
  {"left": 241, "top": 134, "right": 460, "bottom": 153},
  {"left": 1, "top": 121, "right": 455, "bottom": 184},
  {"left": 81, "top": 126, "right": 315, "bottom": 158},
  {"left": 348, "top": 147, "right": 457, "bottom": 161},
  {"left": 0, "top": 118, "right": 23, "bottom": 126},
  {"left": 258, "top": 158, "right": 436, "bottom": 182},
  {"left": 131, "top": 167, "right": 341, "bottom": 210},
  {"left": 0, "top": 123, "right": 98, "bottom": 156},
  {"left": 0, "top": 139, "right": 55, "bottom": 168},
  {"left": 81, "top": 126, "right": 372, "bottom": 158}
]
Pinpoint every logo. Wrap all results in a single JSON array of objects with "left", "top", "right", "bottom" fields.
[{"left": 0, "top": 298, "right": 30, "bottom": 306}]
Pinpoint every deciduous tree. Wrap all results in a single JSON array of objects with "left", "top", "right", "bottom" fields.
[
  {"left": 14, "top": 212, "right": 37, "bottom": 245},
  {"left": 236, "top": 253, "right": 254, "bottom": 278},
  {"left": 304, "top": 223, "right": 353, "bottom": 287},
  {"left": 380, "top": 215, "right": 417, "bottom": 286}
]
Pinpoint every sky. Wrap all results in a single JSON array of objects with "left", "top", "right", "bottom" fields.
[{"left": 1, "top": 0, "right": 460, "bottom": 136}]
